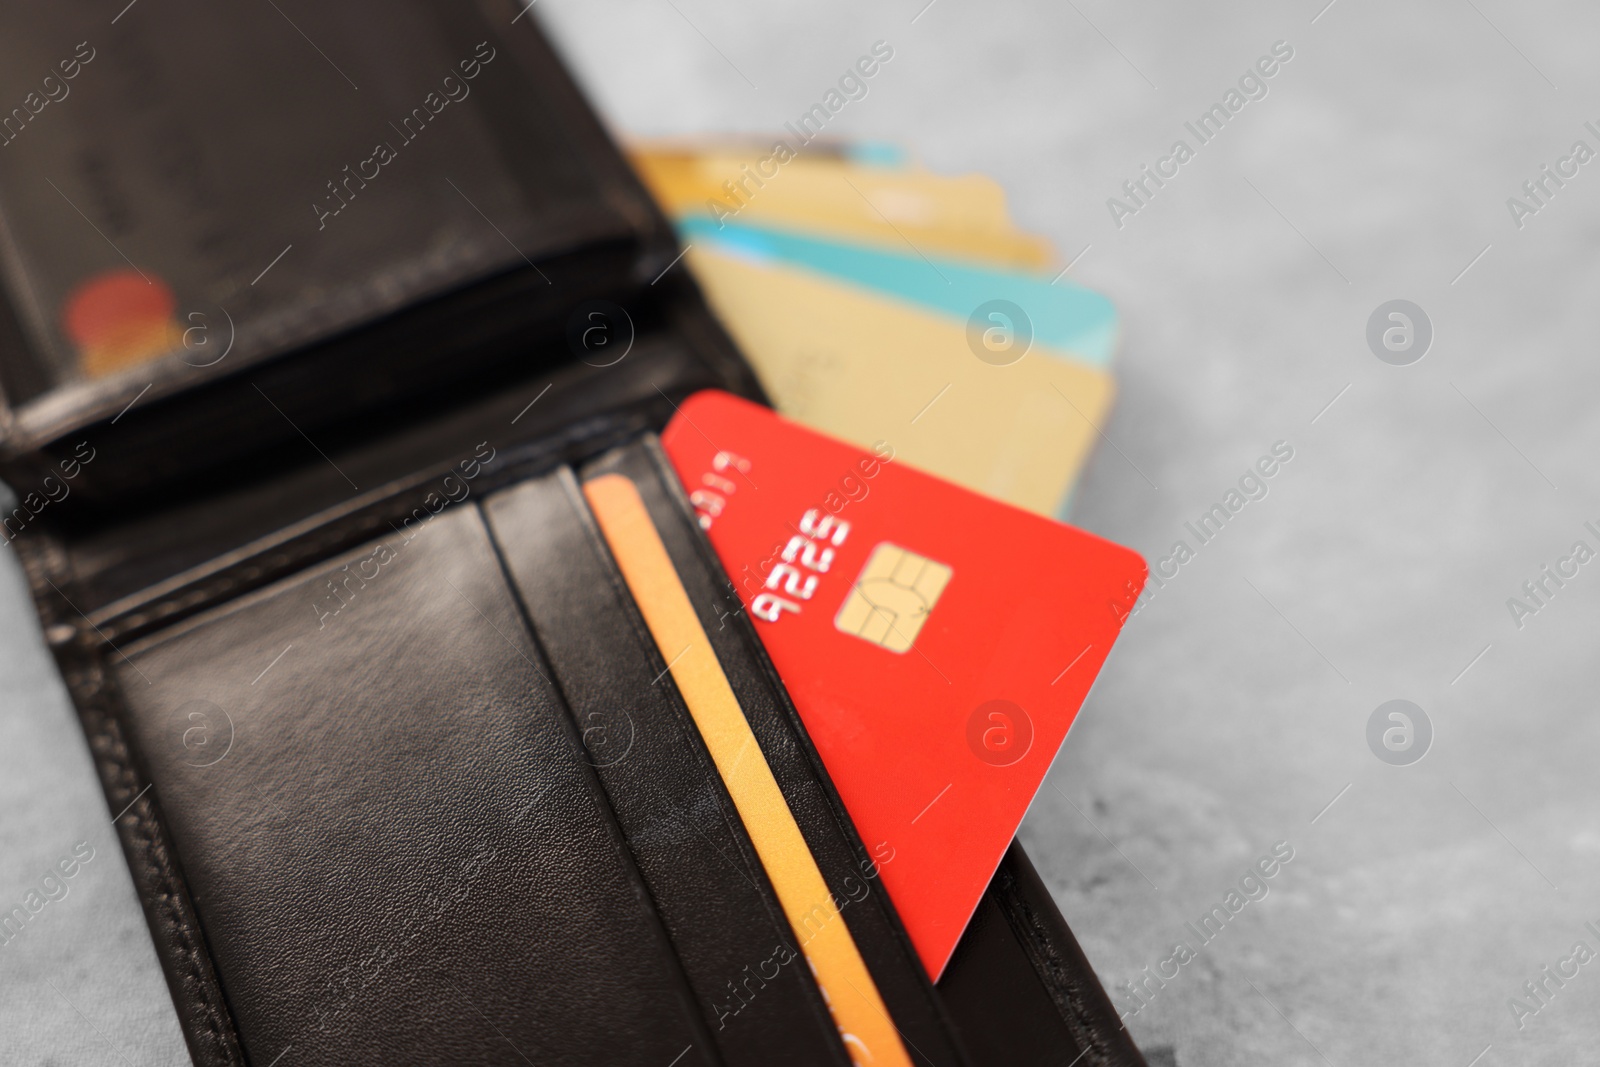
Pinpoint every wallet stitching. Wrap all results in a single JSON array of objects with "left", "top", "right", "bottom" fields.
[
  {"left": 555, "top": 466, "right": 787, "bottom": 919},
  {"left": 81, "top": 661, "right": 241, "bottom": 1066},
  {"left": 18, "top": 534, "right": 246, "bottom": 1067}
]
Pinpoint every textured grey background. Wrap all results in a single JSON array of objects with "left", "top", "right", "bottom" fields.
[{"left": 5, "top": 0, "right": 1600, "bottom": 1063}]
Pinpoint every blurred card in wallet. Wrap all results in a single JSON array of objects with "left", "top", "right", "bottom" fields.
[{"left": 631, "top": 143, "right": 1054, "bottom": 270}]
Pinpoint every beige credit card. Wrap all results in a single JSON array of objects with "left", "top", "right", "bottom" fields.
[{"left": 684, "top": 241, "right": 1113, "bottom": 517}]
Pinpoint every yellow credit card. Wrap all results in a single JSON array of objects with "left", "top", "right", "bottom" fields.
[
  {"left": 630, "top": 144, "right": 1055, "bottom": 271},
  {"left": 683, "top": 243, "right": 1114, "bottom": 517}
]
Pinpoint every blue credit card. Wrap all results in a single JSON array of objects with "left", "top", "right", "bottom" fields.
[{"left": 676, "top": 216, "right": 1119, "bottom": 367}]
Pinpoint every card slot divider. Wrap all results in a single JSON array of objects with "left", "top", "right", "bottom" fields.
[
  {"left": 549, "top": 466, "right": 802, "bottom": 936},
  {"left": 464, "top": 493, "right": 728, "bottom": 1066},
  {"left": 482, "top": 466, "right": 852, "bottom": 1066},
  {"left": 594, "top": 440, "right": 976, "bottom": 1067}
]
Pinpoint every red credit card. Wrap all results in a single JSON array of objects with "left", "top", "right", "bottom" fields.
[{"left": 662, "top": 390, "right": 1146, "bottom": 979}]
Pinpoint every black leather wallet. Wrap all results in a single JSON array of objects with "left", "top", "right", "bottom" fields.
[{"left": 0, "top": 2, "right": 1146, "bottom": 1064}]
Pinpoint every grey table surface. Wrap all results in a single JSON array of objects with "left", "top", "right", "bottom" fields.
[{"left": 5, "top": 1, "right": 1598, "bottom": 1064}]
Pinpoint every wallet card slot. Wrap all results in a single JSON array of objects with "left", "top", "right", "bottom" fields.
[
  {"left": 484, "top": 468, "right": 853, "bottom": 1067},
  {"left": 108, "top": 504, "right": 718, "bottom": 1067},
  {"left": 579, "top": 441, "right": 974, "bottom": 1067}
]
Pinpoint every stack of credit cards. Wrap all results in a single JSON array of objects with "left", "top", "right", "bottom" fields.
[
  {"left": 632, "top": 141, "right": 1146, "bottom": 999},
  {"left": 631, "top": 140, "right": 1121, "bottom": 520}
]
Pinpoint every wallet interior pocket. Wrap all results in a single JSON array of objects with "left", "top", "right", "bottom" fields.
[{"left": 110, "top": 503, "right": 720, "bottom": 1066}]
